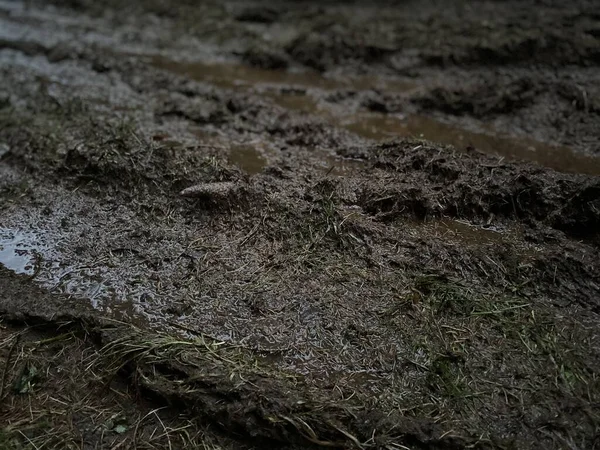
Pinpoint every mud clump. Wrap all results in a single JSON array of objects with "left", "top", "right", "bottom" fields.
[
  {"left": 240, "top": 48, "right": 290, "bottom": 70},
  {"left": 414, "top": 79, "right": 540, "bottom": 117},
  {"left": 180, "top": 181, "right": 254, "bottom": 208},
  {"left": 354, "top": 141, "right": 600, "bottom": 241},
  {"left": 286, "top": 32, "right": 395, "bottom": 73}
]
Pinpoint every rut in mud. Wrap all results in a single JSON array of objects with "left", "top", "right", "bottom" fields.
[{"left": 1, "top": 1, "right": 600, "bottom": 449}]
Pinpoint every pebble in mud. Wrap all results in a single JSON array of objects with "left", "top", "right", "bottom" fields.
[{"left": 179, "top": 181, "right": 248, "bottom": 206}]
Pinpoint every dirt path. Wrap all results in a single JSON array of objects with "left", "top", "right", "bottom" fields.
[{"left": 1, "top": 1, "right": 599, "bottom": 449}]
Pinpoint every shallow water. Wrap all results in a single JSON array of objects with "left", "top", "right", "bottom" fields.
[
  {"left": 152, "top": 57, "right": 600, "bottom": 176},
  {"left": 0, "top": 228, "right": 41, "bottom": 276},
  {"left": 0, "top": 223, "right": 149, "bottom": 323},
  {"left": 228, "top": 144, "right": 268, "bottom": 175},
  {"left": 341, "top": 113, "right": 600, "bottom": 176},
  {"left": 151, "top": 55, "right": 415, "bottom": 93}
]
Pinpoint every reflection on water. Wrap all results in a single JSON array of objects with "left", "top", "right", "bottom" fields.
[
  {"left": 152, "top": 56, "right": 600, "bottom": 176},
  {"left": 318, "top": 153, "right": 366, "bottom": 176},
  {"left": 151, "top": 55, "right": 415, "bottom": 92},
  {"left": 229, "top": 144, "right": 267, "bottom": 175},
  {"left": 0, "top": 225, "right": 150, "bottom": 325},
  {"left": 341, "top": 114, "right": 600, "bottom": 176},
  {"left": 0, "top": 228, "right": 41, "bottom": 275}
]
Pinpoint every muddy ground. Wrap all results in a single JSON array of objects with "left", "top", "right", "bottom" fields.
[{"left": 1, "top": 0, "right": 600, "bottom": 449}]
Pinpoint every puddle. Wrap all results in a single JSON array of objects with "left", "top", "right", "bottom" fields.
[
  {"left": 318, "top": 154, "right": 367, "bottom": 176},
  {"left": 49, "top": 264, "right": 115, "bottom": 307},
  {"left": 150, "top": 55, "right": 415, "bottom": 93},
  {"left": 266, "top": 93, "right": 600, "bottom": 176},
  {"left": 191, "top": 127, "right": 364, "bottom": 177},
  {"left": 340, "top": 114, "right": 600, "bottom": 176},
  {"left": 228, "top": 139, "right": 365, "bottom": 176},
  {"left": 263, "top": 90, "right": 322, "bottom": 115},
  {"left": 0, "top": 228, "right": 43, "bottom": 275},
  {"left": 229, "top": 144, "right": 267, "bottom": 175},
  {"left": 103, "top": 297, "right": 147, "bottom": 327},
  {"left": 154, "top": 57, "right": 600, "bottom": 175},
  {"left": 227, "top": 140, "right": 365, "bottom": 176},
  {"left": 404, "top": 217, "right": 541, "bottom": 259},
  {"left": 0, "top": 225, "right": 151, "bottom": 325}
]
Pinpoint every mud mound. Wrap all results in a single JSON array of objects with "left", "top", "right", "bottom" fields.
[
  {"left": 0, "top": 268, "right": 485, "bottom": 450},
  {"left": 414, "top": 79, "right": 539, "bottom": 117},
  {"left": 240, "top": 47, "right": 290, "bottom": 70},
  {"left": 423, "top": 31, "right": 600, "bottom": 68},
  {"left": 286, "top": 32, "right": 395, "bottom": 73},
  {"left": 340, "top": 141, "right": 600, "bottom": 241},
  {"left": 235, "top": 6, "right": 280, "bottom": 24}
]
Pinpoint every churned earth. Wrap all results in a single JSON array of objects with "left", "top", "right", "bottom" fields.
[{"left": 1, "top": 1, "right": 599, "bottom": 449}]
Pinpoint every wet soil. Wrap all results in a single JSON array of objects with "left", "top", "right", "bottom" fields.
[{"left": 1, "top": 1, "right": 600, "bottom": 449}]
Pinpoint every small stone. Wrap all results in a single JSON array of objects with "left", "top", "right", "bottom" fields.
[{"left": 179, "top": 181, "right": 237, "bottom": 201}]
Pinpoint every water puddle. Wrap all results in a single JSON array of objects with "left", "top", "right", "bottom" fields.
[
  {"left": 340, "top": 114, "right": 600, "bottom": 176},
  {"left": 152, "top": 56, "right": 600, "bottom": 176},
  {"left": 150, "top": 55, "right": 415, "bottom": 93},
  {"left": 267, "top": 90, "right": 600, "bottom": 175},
  {"left": 228, "top": 144, "right": 267, "bottom": 175},
  {"left": 49, "top": 265, "right": 114, "bottom": 307},
  {"left": 265, "top": 88, "right": 600, "bottom": 175},
  {"left": 263, "top": 89, "right": 322, "bottom": 115},
  {"left": 0, "top": 225, "right": 150, "bottom": 325},
  {"left": 318, "top": 154, "right": 367, "bottom": 176},
  {"left": 403, "top": 217, "right": 541, "bottom": 259},
  {"left": 0, "top": 228, "right": 44, "bottom": 275},
  {"left": 228, "top": 141, "right": 365, "bottom": 176},
  {"left": 190, "top": 128, "right": 365, "bottom": 177}
]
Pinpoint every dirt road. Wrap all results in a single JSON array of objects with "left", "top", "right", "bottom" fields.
[{"left": 1, "top": 1, "right": 599, "bottom": 449}]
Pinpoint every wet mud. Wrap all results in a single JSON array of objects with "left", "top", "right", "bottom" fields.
[{"left": 1, "top": 1, "right": 600, "bottom": 449}]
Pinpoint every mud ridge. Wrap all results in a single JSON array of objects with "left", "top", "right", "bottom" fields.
[
  {"left": 0, "top": 269, "right": 491, "bottom": 450},
  {"left": 344, "top": 140, "right": 600, "bottom": 241}
]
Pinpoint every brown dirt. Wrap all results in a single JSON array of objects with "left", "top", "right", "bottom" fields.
[{"left": 1, "top": 1, "right": 599, "bottom": 449}]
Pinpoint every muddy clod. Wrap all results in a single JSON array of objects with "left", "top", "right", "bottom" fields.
[
  {"left": 180, "top": 181, "right": 237, "bottom": 198},
  {"left": 179, "top": 181, "right": 251, "bottom": 208}
]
